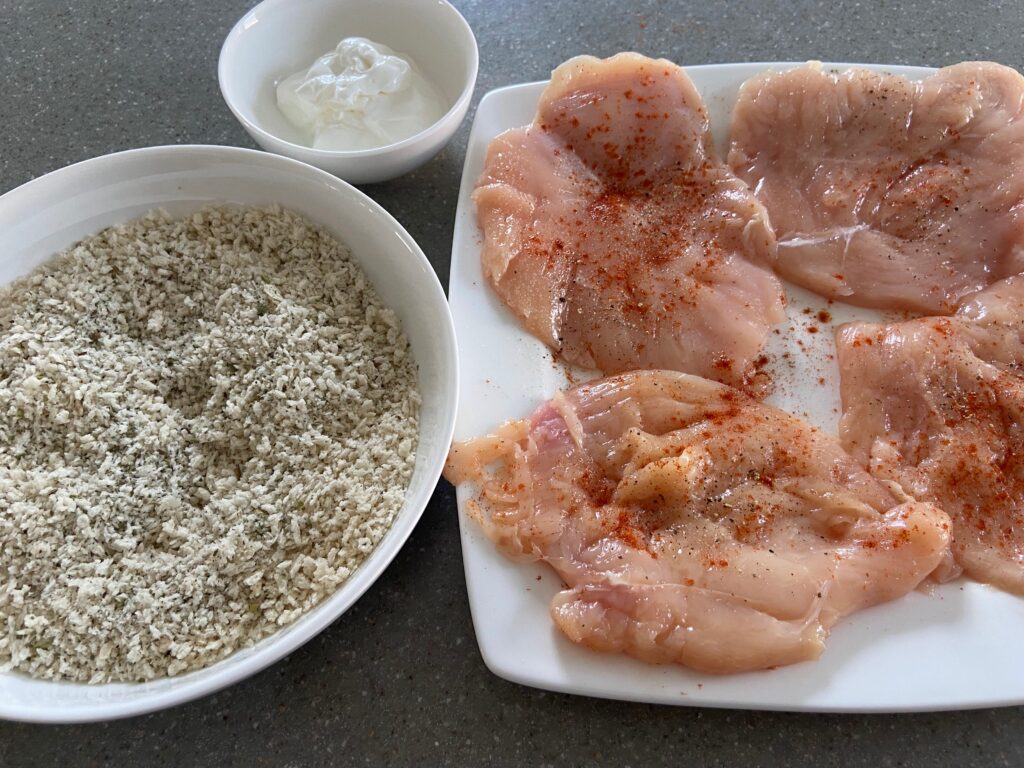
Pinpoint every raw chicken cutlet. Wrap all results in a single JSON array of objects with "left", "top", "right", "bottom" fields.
[
  {"left": 838, "top": 276, "right": 1024, "bottom": 594},
  {"left": 729, "top": 62, "right": 1024, "bottom": 314},
  {"left": 474, "top": 53, "right": 784, "bottom": 390},
  {"left": 445, "top": 370, "right": 951, "bottom": 674}
]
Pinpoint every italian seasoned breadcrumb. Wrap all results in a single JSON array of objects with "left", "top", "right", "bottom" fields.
[{"left": 0, "top": 206, "right": 419, "bottom": 682}]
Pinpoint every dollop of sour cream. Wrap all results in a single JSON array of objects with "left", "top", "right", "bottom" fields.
[{"left": 276, "top": 37, "right": 446, "bottom": 152}]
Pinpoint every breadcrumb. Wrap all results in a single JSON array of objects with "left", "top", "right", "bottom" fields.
[{"left": 0, "top": 206, "right": 420, "bottom": 682}]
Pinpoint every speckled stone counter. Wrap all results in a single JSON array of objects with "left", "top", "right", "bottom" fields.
[{"left": 2, "top": 0, "right": 1023, "bottom": 765}]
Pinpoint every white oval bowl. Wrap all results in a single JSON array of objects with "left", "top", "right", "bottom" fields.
[
  {"left": 0, "top": 145, "right": 458, "bottom": 723},
  {"left": 218, "top": 0, "right": 478, "bottom": 184}
]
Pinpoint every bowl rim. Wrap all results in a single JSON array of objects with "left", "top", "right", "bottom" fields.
[
  {"left": 217, "top": 0, "right": 480, "bottom": 159},
  {"left": 0, "top": 144, "right": 459, "bottom": 723}
]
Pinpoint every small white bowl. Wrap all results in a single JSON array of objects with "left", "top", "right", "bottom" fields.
[
  {"left": 218, "top": 0, "right": 478, "bottom": 184},
  {"left": 0, "top": 145, "right": 458, "bottom": 722}
]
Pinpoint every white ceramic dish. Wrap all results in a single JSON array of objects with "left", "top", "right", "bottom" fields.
[
  {"left": 449, "top": 62, "right": 1024, "bottom": 712},
  {"left": 219, "top": 0, "right": 478, "bottom": 184},
  {"left": 0, "top": 145, "right": 458, "bottom": 723}
]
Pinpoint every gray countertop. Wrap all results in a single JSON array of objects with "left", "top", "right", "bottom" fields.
[{"left": 1, "top": 0, "right": 1023, "bottom": 765}]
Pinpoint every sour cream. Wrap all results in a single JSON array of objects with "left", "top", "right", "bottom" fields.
[{"left": 275, "top": 37, "right": 446, "bottom": 152}]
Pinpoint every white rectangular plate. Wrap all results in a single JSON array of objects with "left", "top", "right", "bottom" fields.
[{"left": 449, "top": 61, "right": 1024, "bottom": 712}]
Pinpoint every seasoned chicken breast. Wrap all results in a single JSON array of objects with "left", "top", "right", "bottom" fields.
[
  {"left": 838, "top": 276, "right": 1024, "bottom": 593},
  {"left": 729, "top": 62, "right": 1024, "bottom": 313},
  {"left": 445, "top": 371, "right": 951, "bottom": 674},
  {"left": 474, "top": 53, "right": 785, "bottom": 389}
]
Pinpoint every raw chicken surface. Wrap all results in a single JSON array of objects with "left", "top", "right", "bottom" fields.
[
  {"left": 729, "top": 62, "right": 1024, "bottom": 314},
  {"left": 445, "top": 371, "right": 952, "bottom": 673},
  {"left": 474, "top": 53, "right": 785, "bottom": 390},
  {"left": 838, "top": 276, "right": 1024, "bottom": 594}
]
